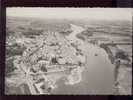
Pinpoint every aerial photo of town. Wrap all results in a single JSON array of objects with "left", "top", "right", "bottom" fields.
[{"left": 5, "top": 8, "right": 132, "bottom": 95}]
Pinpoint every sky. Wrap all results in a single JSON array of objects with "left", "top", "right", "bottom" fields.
[{"left": 6, "top": 7, "right": 132, "bottom": 21}]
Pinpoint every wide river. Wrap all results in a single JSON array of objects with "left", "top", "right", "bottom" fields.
[{"left": 52, "top": 24, "right": 115, "bottom": 94}]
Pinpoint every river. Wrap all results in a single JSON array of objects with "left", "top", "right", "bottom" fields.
[{"left": 51, "top": 24, "right": 115, "bottom": 94}]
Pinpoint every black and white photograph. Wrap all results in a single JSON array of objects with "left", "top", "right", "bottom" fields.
[{"left": 5, "top": 8, "right": 132, "bottom": 95}]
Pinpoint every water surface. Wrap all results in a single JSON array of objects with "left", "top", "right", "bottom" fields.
[{"left": 52, "top": 24, "right": 115, "bottom": 94}]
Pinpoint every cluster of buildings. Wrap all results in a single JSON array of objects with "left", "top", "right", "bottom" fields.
[{"left": 13, "top": 32, "right": 86, "bottom": 94}]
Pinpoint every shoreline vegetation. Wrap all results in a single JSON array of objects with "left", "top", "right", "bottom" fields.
[{"left": 5, "top": 16, "right": 132, "bottom": 95}]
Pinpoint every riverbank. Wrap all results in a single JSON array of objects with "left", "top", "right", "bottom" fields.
[
  {"left": 72, "top": 23, "right": 132, "bottom": 95},
  {"left": 99, "top": 43, "right": 132, "bottom": 95},
  {"left": 51, "top": 24, "right": 115, "bottom": 94},
  {"left": 85, "top": 36, "right": 132, "bottom": 95},
  {"left": 52, "top": 42, "right": 114, "bottom": 94}
]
